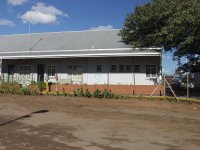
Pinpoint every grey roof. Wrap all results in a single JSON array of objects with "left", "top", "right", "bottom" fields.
[
  {"left": 0, "top": 29, "right": 161, "bottom": 59},
  {"left": 0, "top": 29, "right": 130, "bottom": 52}
]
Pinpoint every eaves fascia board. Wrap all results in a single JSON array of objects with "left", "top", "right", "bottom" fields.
[{"left": 1, "top": 52, "right": 161, "bottom": 59}]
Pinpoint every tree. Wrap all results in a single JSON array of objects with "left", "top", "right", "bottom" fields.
[{"left": 120, "top": 0, "right": 200, "bottom": 73}]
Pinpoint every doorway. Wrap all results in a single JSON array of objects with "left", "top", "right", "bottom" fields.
[
  {"left": 8, "top": 65, "right": 15, "bottom": 82},
  {"left": 37, "top": 64, "right": 45, "bottom": 82}
]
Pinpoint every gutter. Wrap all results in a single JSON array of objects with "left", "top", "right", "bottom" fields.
[{"left": 1, "top": 52, "right": 161, "bottom": 59}]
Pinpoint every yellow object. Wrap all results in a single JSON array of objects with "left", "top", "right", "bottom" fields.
[{"left": 46, "top": 80, "right": 49, "bottom": 93}]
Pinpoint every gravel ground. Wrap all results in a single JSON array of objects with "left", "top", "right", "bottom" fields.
[{"left": 0, "top": 94, "right": 200, "bottom": 150}]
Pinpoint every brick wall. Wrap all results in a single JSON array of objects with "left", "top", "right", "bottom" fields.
[{"left": 49, "top": 84, "right": 164, "bottom": 96}]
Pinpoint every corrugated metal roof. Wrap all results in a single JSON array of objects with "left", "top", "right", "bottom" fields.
[
  {"left": 0, "top": 29, "right": 161, "bottom": 58},
  {"left": 0, "top": 29, "right": 131, "bottom": 52}
]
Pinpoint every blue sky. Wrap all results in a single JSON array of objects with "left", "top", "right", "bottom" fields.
[{"left": 0, "top": 0, "right": 177, "bottom": 74}]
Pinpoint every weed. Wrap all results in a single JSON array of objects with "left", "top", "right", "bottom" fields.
[
  {"left": 102, "top": 89, "right": 114, "bottom": 98},
  {"left": 85, "top": 89, "right": 91, "bottom": 98},
  {"left": 74, "top": 88, "right": 83, "bottom": 97},
  {"left": 93, "top": 89, "right": 102, "bottom": 98}
]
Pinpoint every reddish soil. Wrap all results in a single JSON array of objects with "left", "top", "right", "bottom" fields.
[{"left": 0, "top": 94, "right": 200, "bottom": 150}]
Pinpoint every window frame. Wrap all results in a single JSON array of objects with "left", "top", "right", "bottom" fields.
[
  {"left": 96, "top": 65, "right": 102, "bottom": 73},
  {"left": 47, "top": 65, "right": 56, "bottom": 77},
  {"left": 19, "top": 65, "right": 32, "bottom": 80},
  {"left": 134, "top": 65, "right": 140, "bottom": 73},
  {"left": 111, "top": 65, "right": 117, "bottom": 73},
  {"left": 119, "top": 65, "right": 125, "bottom": 73},
  {"left": 68, "top": 64, "right": 82, "bottom": 82},
  {"left": 146, "top": 65, "right": 157, "bottom": 78},
  {"left": 125, "top": 64, "right": 131, "bottom": 73}
]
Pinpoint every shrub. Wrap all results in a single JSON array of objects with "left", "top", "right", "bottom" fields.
[
  {"left": 0, "top": 82, "right": 21, "bottom": 94},
  {"left": 21, "top": 87, "right": 31, "bottom": 95},
  {"left": 46, "top": 91, "right": 49, "bottom": 95},
  {"left": 84, "top": 89, "right": 91, "bottom": 98},
  {"left": 102, "top": 89, "right": 114, "bottom": 98},
  {"left": 93, "top": 89, "right": 102, "bottom": 98},
  {"left": 73, "top": 88, "right": 83, "bottom": 97},
  {"left": 31, "top": 81, "right": 36, "bottom": 84},
  {"left": 0, "top": 82, "right": 42, "bottom": 96},
  {"left": 37, "top": 82, "right": 46, "bottom": 92},
  {"left": 62, "top": 88, "right": 68, "bottom": 96},
  {"left": 49, "top": 92, "right": 56, "bottom": 96},
  {"left": 28, "top": 83, "right": 40, "bottom": 95},
  {"left": 56, "top": 91, "right": 60, "bottom": 96},
  {"left": 63, "top": 93, "right": 68, "bottom": 96},
  {"left": 113, "top": 94, "right": 120, "bottom": 99}
]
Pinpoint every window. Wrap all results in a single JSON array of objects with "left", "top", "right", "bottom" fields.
[
  {"left": 96, "top": 65, "right": 102, "bottom": 73},
  {"left": 146, "top": 65, "right": 156, "bottom": 77},
  {"left": 119, "top": 65, "right": 124, "bottom": 72},
  {"left": 126, "top": 65, "right": 131, "bottom": 72},
  {"left": 47, "top": 65, "right": 56, "bottom": 77},
  {"left": 134, "top": 65, "right": 140, "bottom": 73},
  {"left": 68, "top": 65, "right": 82, "bottom": 81},
  {"left": 69, "top": 65, "right": 82, "bottom": 75},
  {"left": 111, "top": 65, "right": 117, "bottom": 72},
  {"left": 19, "top": 65, "right": 31, "bottom": 80}
]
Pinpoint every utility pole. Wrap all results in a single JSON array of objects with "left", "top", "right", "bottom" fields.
[
  {"left": 186, "top": 57, "right": 189, "bottom": 100},
  {"left": 164, "top": 74, "right": 166, "bottom": 97}
]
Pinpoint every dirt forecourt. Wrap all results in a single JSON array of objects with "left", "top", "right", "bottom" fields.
[{"left": 0, "top": 94, "right": 200, "bottom": 150}]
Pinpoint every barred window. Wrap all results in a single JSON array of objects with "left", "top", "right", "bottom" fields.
[
  {"left": 20, "top": 65, "right": 31, "bottom": 75},
  {"left": 134, "top": 65, "right": 140, "bottom": 73},
  {"left": 69, "top": 65, "right": 82, "bottom": 75},
  {"left": 20, "top": 65, "right": 31, "bottom": 80},
  {"left": 111, "top": 65, "right": 117, "bottom": 72},
  {"left": 68, "top": 65, "right": 82, "bottom": 82},
  {"left": 126, "top": 65, "right": 131, "bottom": 72},
  {"left": 96, "top": 65, "right": 102, "bottom": 73},
  {"left": 119, "top": 65, "right": 124, "bottom": 72},
  {"left": 146, "top": 65, "right": 156, "bottom": 77},
  {"left": 47, "top": 65, "right": 56, "bottom": 77}
]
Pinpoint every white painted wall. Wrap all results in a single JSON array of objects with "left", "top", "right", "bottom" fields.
[
  {"left": 86, "top": 58, "right": 109, "bottom": 84},
  {"left": 2, "top": 56, "right": 161, "bottom": 85}
]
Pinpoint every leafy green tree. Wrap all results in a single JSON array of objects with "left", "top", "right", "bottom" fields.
[{"left": 120, "top": 0, "right": 200, "bottom": 73}]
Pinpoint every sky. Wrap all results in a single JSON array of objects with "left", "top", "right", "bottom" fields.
[{"left": 0, "top": 0, "right": 177, "bottom": 74}]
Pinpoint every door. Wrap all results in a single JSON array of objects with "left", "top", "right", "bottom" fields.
[
  {"left": 8, "top": 65, "right": 15, "bottom": 82},
  {"left": 37, "top": 64, "right": 45, "bottom": 82}
]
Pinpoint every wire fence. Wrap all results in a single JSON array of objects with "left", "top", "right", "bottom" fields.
[{"left": 158, "top": 73, "right": 200, "bottom": 100}]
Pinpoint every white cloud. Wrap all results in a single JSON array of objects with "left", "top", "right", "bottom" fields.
[
  {"left": 90, "top": 25, "right": 113, "bottom": 30},
  {"left": 0, "top": 19, "right": 15, "bottom": 27},
  {"left": 20, "top": 2, "right": 68, "bottom": 24},
  {"left": 7, "top": 0, "right": 28, "bottom": 6}
]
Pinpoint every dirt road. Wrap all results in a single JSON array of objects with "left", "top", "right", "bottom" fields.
[{"left": 0, "top": 94, "right": 200, "bottom": 150}]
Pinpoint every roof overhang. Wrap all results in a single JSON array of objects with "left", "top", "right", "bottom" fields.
[{"left": 0, "top": 48, "right": 162, "bottom": 59}]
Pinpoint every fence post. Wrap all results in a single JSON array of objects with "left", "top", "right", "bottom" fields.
[
  {"left": 164, "top": 74, "right": 166, "bottom": 98},
  {"left": 187, "top": 72, "right": 189, "bottom": 100}
]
